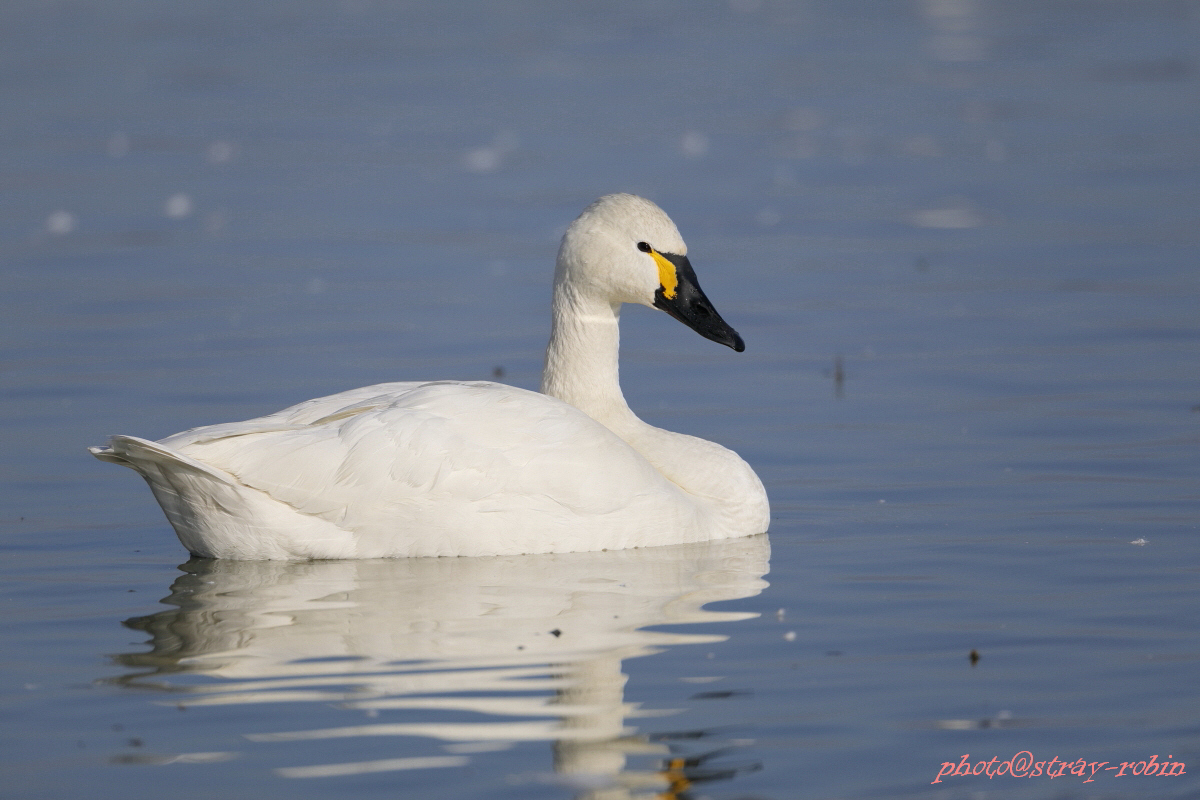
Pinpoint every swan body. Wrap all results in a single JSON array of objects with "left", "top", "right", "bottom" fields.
[{"left": 91, "top": 194, "right": 769, "bottom": 559}]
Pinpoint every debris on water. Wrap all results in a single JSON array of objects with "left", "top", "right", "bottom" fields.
[
  {"left": 825, "top": 355, "right": 846, "bottom": 399},
  {"left": 689, "top": 690, "right": 751, "bottom": 700}
]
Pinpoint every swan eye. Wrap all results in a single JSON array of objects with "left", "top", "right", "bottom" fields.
[{"left": 637, "top": 241, "right": 652, "bottom": 253}]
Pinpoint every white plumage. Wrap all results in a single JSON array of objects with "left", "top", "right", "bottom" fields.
[{"left": 90, "top": 194, "right": 769, "bottom": 559}]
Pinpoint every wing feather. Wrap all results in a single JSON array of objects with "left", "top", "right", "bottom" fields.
[{"left": 169, "top": 382, "right": 677, "bottom": 535}]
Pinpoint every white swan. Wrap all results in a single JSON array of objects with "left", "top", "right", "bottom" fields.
[{"left": 90, "top": 194, "right": 769, "bottom": 559}]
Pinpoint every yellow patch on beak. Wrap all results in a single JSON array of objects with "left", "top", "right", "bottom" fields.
[{"left": 650, "top": 250, "right": 679, "bottom": 299}]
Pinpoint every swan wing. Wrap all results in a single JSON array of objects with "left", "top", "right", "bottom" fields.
[{"left": 160, "top": 382, "right": 689, "bottom": 557}]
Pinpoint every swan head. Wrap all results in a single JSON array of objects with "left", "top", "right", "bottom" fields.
[{"left": 556, "top": 194, "right": 745, "bottom": 352}]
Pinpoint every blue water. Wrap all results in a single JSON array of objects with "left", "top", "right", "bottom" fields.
[{"left": 3, "top": 1, "right": 1198, "bottom": 798}]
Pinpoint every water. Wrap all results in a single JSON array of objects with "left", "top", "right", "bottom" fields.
[{"left": 2, "top": 1, "right": 1198, "bottom": 798}]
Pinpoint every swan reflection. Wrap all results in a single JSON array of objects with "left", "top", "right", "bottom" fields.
[{"left": 113, "top": 536, "right": 769, "bottom": 796}]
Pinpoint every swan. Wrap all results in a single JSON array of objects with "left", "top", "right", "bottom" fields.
[{"left": 89, "top": 194, "right": 770, "bottom": 559}]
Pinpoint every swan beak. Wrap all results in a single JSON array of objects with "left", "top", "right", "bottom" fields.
[{"left": 651, "top": 251, "right": 746, "bottom": 352}]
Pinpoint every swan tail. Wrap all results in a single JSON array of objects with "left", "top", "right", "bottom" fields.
[
  {"left": 88, "top": 436, "right": 352, "bottom": 560},
  {"left": 90, "top": 435, "right": 227, "bottom": 477}
]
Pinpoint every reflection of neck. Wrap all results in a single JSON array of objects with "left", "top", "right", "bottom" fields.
[
  {"left": 540, "top": 286, "right": 637, "bottom": 431},
  {"left": 551, "top": 654, "right": 641, "bottom": 796}
]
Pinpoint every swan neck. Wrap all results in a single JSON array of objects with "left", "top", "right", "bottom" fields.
[{"left": 540, "top": 288, "right": 633, "bottom": 427}]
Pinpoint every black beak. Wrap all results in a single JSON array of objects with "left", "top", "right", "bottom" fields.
[{"left": 652, "top": 252, "right": 745, "bottom": 352}]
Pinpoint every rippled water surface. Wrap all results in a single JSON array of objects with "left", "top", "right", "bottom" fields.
[{"left": 3, "top": 2, "right": 1198, "bottom": 798}]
